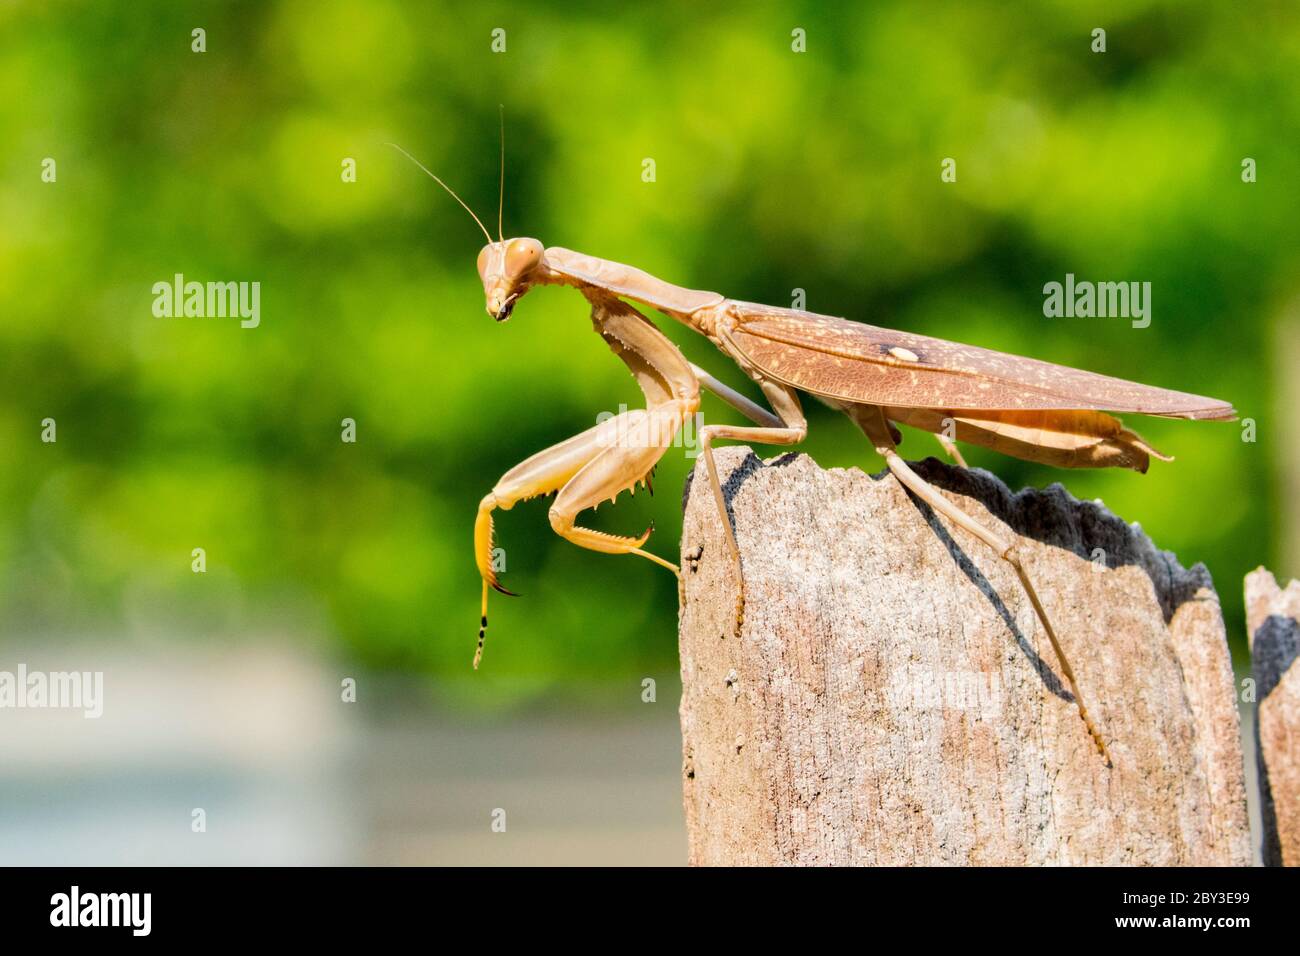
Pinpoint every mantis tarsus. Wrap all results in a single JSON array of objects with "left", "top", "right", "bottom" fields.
[{"left": 394, "top": 142, "right": 1235, "bottom": 766}]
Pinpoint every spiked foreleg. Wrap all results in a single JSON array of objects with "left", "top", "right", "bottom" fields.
[
  {"left": 475, "top": 412, "right": 658, "bottom": 667},
  {"left": 548, "top": 400, "right": 695, "bottom": 575},
  {"left": 474, "top": 291, "right": 700, "bottom": 667}
]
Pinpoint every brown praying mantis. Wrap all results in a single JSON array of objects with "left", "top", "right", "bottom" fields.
[{"left": 391, "top": 141, "right": 1235, "bottom": 765}]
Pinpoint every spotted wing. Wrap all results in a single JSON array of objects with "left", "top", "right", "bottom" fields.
[{"left": 723, "top": 302, "right": 1234, "bottom": 420}]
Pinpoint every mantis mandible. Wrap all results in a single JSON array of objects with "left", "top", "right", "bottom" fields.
[{"left": 392, "top": 140, "right": 1235, "bottom": 765}]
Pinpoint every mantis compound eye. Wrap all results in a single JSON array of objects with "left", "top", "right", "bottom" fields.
[{"left": 504, "top": 238, "right": 543, "bottom": 279}]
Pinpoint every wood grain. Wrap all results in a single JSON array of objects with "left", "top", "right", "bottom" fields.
[
  {"left": 1246, "top": 567, "right": 1300, "bottom": 867},
  {"left": 678, "top": 447, "right": 1249, "bottom": 865}
]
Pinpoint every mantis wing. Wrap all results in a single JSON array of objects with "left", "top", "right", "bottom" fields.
[{"left": 723, "top": 301, "right": 1235, "bottom": 421}]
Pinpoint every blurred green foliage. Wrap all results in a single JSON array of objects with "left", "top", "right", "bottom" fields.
[{"left": 2, "top": 0, "right": 1296, "bottom": 692}]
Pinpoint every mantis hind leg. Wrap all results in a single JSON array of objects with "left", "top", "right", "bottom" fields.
[
  {"left": 935, "top": 433, "right": 968, "bottom": 468},
  {"left": 852, "top": 404, "right": 1111, "bottom": 765}
]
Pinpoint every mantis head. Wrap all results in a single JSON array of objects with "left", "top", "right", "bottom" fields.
[
  {"left": 478, "top": 238, "right": 544, "bottom": 322},
  {"left": 389, "top": 110, "right": 543, "bottom": 324}
]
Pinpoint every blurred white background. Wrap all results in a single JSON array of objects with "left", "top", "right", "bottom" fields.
[{"left": 0, "top": 642, "right": 687, "bottom": 865}]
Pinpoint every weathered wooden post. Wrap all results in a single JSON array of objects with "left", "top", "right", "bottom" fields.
[
  {"left": 678, "top": 447, "right": 1250, "bottom": 865},
  {"left": 1246, "top": 568, "right": 1300, "bottom": 866}
]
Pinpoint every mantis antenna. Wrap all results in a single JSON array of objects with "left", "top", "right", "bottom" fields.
[
  {"left": 385, "top": 141, "right": 494, "bottom": 245},
  {"left": 497, "top": 104, "right": 505, "bottom": 243}
]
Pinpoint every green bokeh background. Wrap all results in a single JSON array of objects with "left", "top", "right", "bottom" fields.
[{"left": 2, "top": 1, "right": 1296, "bottom": 693}]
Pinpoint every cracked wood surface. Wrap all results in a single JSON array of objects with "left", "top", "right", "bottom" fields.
[
  {"left": 678, "top": 447, "right": 1249, "bottom": 866},
  {"left": 1246, "top": 567, "right": 1300, "bottom": 866}
]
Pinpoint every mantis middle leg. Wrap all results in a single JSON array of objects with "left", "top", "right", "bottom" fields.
[{"left": 697, "top": 379, "right": 808, "bottom": 631}]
